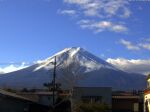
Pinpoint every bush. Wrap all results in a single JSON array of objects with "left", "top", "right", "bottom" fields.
[
  {"left": 5, "top": 88, "right": 17, "bottom": 93},
  {"left": 74, "top": 102, "right": 110, "bottom": 112}
]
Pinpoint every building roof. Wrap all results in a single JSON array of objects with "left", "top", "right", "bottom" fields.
[
  {"left": 112, "top": 95, "right": 140, "bottom": 99},
  {"left": 18, "top": 91, "right": 71, "bottom": 97},
  {"left": 0, "top": 89, "right": 38, "bottom": 103},
  {"left": 74, "top": 86, "right": 112, "bottom": 89},
  {"left": 18, "top": 91, "right": 53, "bottom": 95}
]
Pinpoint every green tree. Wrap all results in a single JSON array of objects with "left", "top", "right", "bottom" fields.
[{"left": 74, "top": 102, "right": 110, "bottom": 112}]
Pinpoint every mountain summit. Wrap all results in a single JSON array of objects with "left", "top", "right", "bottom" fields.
[
  {"left": 34, "top": 47, "right": 117, "bottom": 73},
  {"left": 0, "top": 47, "right": 146, "bottom": 90}
]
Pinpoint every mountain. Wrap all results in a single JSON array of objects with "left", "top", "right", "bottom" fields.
[{"left": 0, "top": 47, "right": 147, "bottom": 90}]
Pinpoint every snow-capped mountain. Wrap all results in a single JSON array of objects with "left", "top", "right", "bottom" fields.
[{"left": 0, "top": 47, "right": 146, "bottom": 90}]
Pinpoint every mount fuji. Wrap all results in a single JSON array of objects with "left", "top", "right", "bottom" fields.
[{"left": 0, "top": 47, "right": 146, "bottom": 90}]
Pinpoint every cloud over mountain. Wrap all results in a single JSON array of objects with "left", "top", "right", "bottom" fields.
[
  {"left": 0, "top": 63, "right": 28, "bottom": 74},
  {"left": 107, "top": 58, "right": 150, "bottom": 75}
]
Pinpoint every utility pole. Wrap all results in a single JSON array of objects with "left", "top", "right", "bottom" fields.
[{"left": 52, "top": 56, "right": 56, "bottom": 106}]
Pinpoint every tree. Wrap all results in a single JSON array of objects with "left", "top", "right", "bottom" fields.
[
  {"left": 74, "top": 102, "right": 110, "bottom": 112},
  {"left": 21, "top": 88, "right": 29, "bottom": 92}
]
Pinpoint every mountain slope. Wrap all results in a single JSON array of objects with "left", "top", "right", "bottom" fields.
[{"left": 0, "top": 47, "right": 146, "bottom": 90}]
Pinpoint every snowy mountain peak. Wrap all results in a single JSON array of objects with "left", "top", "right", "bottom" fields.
[
  {"left": 52, "top": 47, "right": 82, "bottom": 57},
  {"left": 34, "top": 47, "right": 117, "bottom": 72}
]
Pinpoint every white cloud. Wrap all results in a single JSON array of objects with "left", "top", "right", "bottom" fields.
[
  {"left": 0, "top": 63, "right": 28, "bottom": 74},
  {"left": 84, "top": 8, "right": 99, "bottom": 17},
  {"left": 96, "top": 21, "right": 112, "bottom": 28},
  {"left": 78, "top": 20, "right": 128, "bottom": 33},
  {"left": 64, "top": 0, "right": 130, "bottom": 18},
  {"left": 112, "top": 25, "right": 128, "bottom": 32},
  {"left": 119, "top": 39, "right": 140, "bottom": 50},
  {"left": 64, "top": 0, "right": 90, "bottom": 4},
  {"left": 103, "top": 1, "right": 130, "bottom": 18},
  {"left": 121, "top": 7, "right": 131, "bottom": 18},
  {"left": 36, "top": 60, "right": 44, "bottom": 64},
  {"left": 119, "top": 39, "right": 150, "bottom": 51},
  {"left": 107, "top": 58, "right": 150, "bottom": 75},
  {"left": 58, "top": 9, "right": 76, "bottom": 15},
  {"left": 60, "top": 0, "right": 131, "bottom": 33},
  {"left": 139, "top": 43, "right": 150, "bottom": 50}
]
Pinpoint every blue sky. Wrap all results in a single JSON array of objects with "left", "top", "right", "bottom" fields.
[{"left": 0, "top": 0, "right": 150, "bottom": 74}]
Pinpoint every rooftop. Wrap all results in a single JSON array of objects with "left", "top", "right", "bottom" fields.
[
  {"left": 112, "top": 95, "right": 140, "bottom": 99},
  {"left": 0, "top": 89, "right": 37, "bottom": 103}
]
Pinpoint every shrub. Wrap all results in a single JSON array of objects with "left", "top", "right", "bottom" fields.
[{"left": 74, "top": 102, "right": 110, "bottom": 112}]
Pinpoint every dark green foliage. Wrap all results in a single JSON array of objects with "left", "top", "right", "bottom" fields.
[
  {"left": 21, "top": 88, "right": 28, "bottom": 92},
  {"left": 5, "top": 88, "right": 17, "bottom": 93},
  {"left": 43, "top": 82, "right": 62, "bottom": 91},
  {"left": 74, "top": 102, "right": 110, "bottom": 112},
  {"left": 43, "top": 82, "right": 53, "bottom": 91}
]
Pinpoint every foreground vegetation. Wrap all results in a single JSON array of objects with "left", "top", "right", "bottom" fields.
[{"left": 73, "top": 102, "right": 110, "bottom": 112}]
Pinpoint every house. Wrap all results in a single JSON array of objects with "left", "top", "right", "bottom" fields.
[
  {"left": 72, "top": 87, "right": 112, "bottom": 106},
  {"left": 144, "top": 74, "right": 150, "bottom": 112},
  {"left": 18, "top": 87, "right": 112, "bottom": 112},
  {"left": 112, "top": 91, "right": 143, "bottom": 112},
  {"left": 0, "top": 89, "right": 50, "bottom": 112},
  {"left": 18, "top": 91, "right": 71, "bottom": 112}
]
